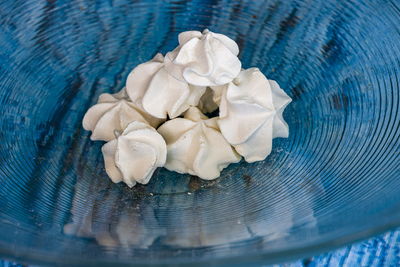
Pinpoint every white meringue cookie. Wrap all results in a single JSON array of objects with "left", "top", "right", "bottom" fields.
[
  {"left": 102, "top": 121, "right": 167, "bottom": 187},
  {"left": 126, "top": 53, "right": 206, "bottom": 119},
  {"left": 164, "top": 29, "right": 241, "bottom": 86},
  {"left": 82, "top": 88, "right": 163, "bottom": 141},
  {"left": 218, "top": 68, "right": 292, "bottom": 163},
  {"left": 157, "top": 107, "right": 241, "bottom": 180}
]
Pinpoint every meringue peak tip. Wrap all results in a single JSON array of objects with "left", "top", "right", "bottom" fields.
[
  {"left": 153, "top": 53, "right": 164, "bottom": 62},
  {"left": 233, "top": 77, "right": 241, "bottom": 85},
  {"left": 114, "top": 130, "right": 122, "bottom": 138},
  {"left": 126, "top": 182, "right": 136, "bottom": 188}
]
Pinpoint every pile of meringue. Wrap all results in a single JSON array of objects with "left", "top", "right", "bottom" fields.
[{"left": 83, "top": 29, "right": 292, "bottom": 188}]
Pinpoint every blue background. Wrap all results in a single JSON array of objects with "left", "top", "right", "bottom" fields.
[{"left": 0, "top": 0, "right": 399, "bottom": 265}]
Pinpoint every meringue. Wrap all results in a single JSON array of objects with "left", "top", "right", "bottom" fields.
[
  {"left": 82, "top": 88, "right": 163, "bottom": 141},
  {"left": 217, "top": 68, "right": 292, "bottom": 162},
  {"left": 102, "top": 121, "right": 167, "bottom": 187},
  {"left": 126, "top": 53, "right": 206, "bottom": 119},
  {"left": 158, "top": 107, "right": 241, "bottom": 180},
  {"left": 82, "top": 29, "right": 292, "bottom": 187},
  {"left": 165, "top": 29, "right": 241, "bottom": 86}
]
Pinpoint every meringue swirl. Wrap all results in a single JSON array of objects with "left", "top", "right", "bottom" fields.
[
  {"left": 82, "top": 88, "right": 163, "bottom": 141},
  {"left": 217, "top": 68, "right": 292, "bottom": 162},
  {"left": 126, "top": 53, "right": 205, "bottom": 119},
  {"left": 158, "top": 107, "right": 241, "bottom": 180},
  {"left": 165, "top": 29, "right": 241, "bottom": 86},
  {"left": 102, "top": 121, "right": 167, "bottom": 187}
]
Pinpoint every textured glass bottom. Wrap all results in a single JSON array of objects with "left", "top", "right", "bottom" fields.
[{"left": 0, "top": 0, "right": 399, "bottom": 266}]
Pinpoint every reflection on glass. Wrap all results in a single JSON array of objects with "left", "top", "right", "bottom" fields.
[{"left": 64, "top": 170, "right": 319, "bottom": 249}]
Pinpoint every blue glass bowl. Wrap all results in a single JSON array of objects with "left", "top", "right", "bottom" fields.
[{"left": 0, "top": 0, "right": 399, "bottom": 266}]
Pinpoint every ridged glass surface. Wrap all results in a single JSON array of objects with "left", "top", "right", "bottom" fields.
[{"left": 0, "top": 0, "right": 399, "bottom": 266}]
